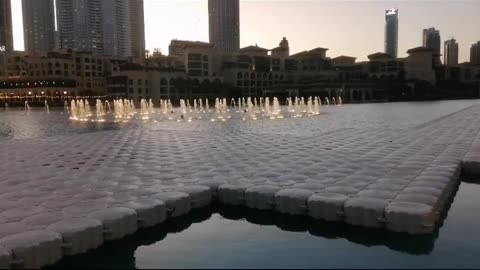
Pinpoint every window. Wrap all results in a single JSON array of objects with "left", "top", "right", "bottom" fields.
[
  {"left": 129, "top": 79, "right": 133, "bottom": 85},
  {"left": 129, "top": 88, "right": 133, "bottom": 94},
  {"left": 138, "top": 79, "right": 142, "bottom": 85}
]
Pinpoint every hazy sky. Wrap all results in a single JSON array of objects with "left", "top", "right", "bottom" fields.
[{"left": 10, "top": 0, "right": 480, "bottom": 62}]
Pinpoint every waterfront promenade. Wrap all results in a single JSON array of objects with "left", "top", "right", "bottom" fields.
[{"left": 1, "top": 104, "right": 480, "bottom": 268}]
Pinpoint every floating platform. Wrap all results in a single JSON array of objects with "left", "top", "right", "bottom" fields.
[{"left": 1, "top": 105, "right": 480, "bottom": 268}]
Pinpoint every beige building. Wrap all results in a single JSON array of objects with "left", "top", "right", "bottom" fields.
[
  {"left": 404, "top": 47, "right": 436, "bottom": 83},
  {"left": 0, "top": 50, "right": 119, "bottom": 95}
]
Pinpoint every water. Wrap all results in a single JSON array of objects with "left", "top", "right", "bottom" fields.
[
  {"left": 1, "top": 100, "right": 479, "bottom": 143},
  {"left": 49, "top": 181, "right": 480, "bottom": 269}
]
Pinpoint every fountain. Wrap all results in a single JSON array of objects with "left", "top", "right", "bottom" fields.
[
  {"left": 44, "top": 100, "right": 50, "bottom": 114},
  {"left": 24, "top": 101, "right": 30, "bottom": 114},
  {"left": 64, "top": 100, "right": 69, "bottom": 113},
  {"left": 66, "top": 95, "right": 338, "bottom": 123}
]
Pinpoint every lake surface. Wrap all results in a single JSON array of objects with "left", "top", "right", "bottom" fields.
[
  {"left": 2, "top": 100, "right": 480, "bottom": 268},
  {"left": 1, "top": 100, "right": 480, "bottom": 142},
  {"left": 49, "top": 181, "right": 480, "bottom": 269}
]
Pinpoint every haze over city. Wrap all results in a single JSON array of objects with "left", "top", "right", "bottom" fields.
[{"left": 9, "top": 0, "right": 480, "bottom": 62}]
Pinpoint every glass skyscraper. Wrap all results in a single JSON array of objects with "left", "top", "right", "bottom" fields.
[
  {"left": 385, "top": 8, "right": 398, "bottom": 58},
  {"left": 22, "top": 0, "right": 56, "bottom": 53},
  {"left": 208, "top": 0, "right": 240, "bottom": 53},
  {"left": 56, "top": 0, "right": 145, "bottom": 59},
  {"left": 0, "top": 0, "right": 13, "bottom": 51}
]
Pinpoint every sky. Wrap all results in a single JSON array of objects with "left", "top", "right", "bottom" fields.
[{"left": 10, "top": 0, "right": 480, "bottom": 62}]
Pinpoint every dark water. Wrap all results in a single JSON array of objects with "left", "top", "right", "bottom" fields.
[{"left": 49, "top": 181, "right": 480, "bottom": 269}]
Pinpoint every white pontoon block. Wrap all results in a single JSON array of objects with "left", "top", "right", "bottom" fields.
[
  {"left": 0, "top": 222, "right": 33, "bottom": 239},
  {"left": 344, "top": 197, "right": 389, "bottom": 228},
  {"left": 385, "top": 202, "right": 435, "bottom": 234},
  {"left": 274, "top": 189, "right": 314, "bottom": 215},
  {"left": 47, "top": 218, "right": 103, "bottom": 256},
  {"left": 308, "top": 193, "right": 349, "bottom": 221},
  {"left": 22, "top": 213, "right": 65, "bottom": 230},
  {"left": 0, "top": 245, "right": 12, "bottom": 269},
  {"left": 357, "top": 190, "right": 397, "bottom": 201},
  {"left": 152, "top": 192, "right": 191, "bottom": 217},
  {"left": 88, "top": 207, "right": 138, "bottom": 241},
  {"left": 323, "top": 186, "right": 360, "bottom": 196},
  {"left": 197, "top": 179, "right": 227, "bottom": 198},
  {"left": 0, "top": 230, "right": 62, "bottom": 269},
  {"left": 245, "top": 185, "right": 282, "bottom": 210},
  {"left": 121, "top": 199, "right": 167, "bottom": 228},
  {"left": 176, "top": 186, "right": 212, "bottom": 208},
  {"left": 218, "top": 184, "right": 252, "bottom": 206}
]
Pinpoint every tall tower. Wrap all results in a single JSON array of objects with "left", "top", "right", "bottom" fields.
[
  {"left": 22, "top": 0, "right": 56, "bottom": 53},
  {"left": 384, "top": 8, "right": 398, "bottom": 58},
  {"left": 444, "top": 38, "right": 458, "bottom": 66},
  {"left": 0, "top": 0, "right": 13, "bottom": 51},
  {"left": 208, "top": 0, "right": 240, "bottom": 53},
  {"left": 471, "top": 42, "right": 480, "bottom": 65},
  {"left": 130, "top": 0, "right": 145, "bottom": 60},
  {"left": 56, "top": 0, "right": 145, "bottom": 58},
  {"left": 423, "top": 27, "right": 441, "bottom": 64}
]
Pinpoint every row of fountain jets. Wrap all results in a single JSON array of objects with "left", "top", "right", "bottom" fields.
[{"left": 68, "top": 96, "right": 342, "bottom": 122}]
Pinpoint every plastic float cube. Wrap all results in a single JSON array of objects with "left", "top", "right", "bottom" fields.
[
  {"left": 323, "top": 186, "right": 360, "bottom": 196},
  {"left": 197, "top": 179, "right": 227, "bottom": 198},
  {"left": 152, "top": 192, "right": 191, "bottom": 217},
  {"left": 47, "top": 218, "right": 103, "bottom": 256},
  {"left": 88, "top": 207, "right": 138, "bottom": 241},
  {"left": 357, "top": 190, "right": 397, "bottom": 201},
  {"left": 394, "top": 193, "right": 439, "bottom": 207},
  {"left": 245, "top": 185, "right": 282, "bottom": 210},
  {"left": 291, "top": 183, "right": 325, "bottom": 193},
  {"left": 176, "top": 186, "right": 212, "bottom": 209},
  {"left": 0, "top": 230, "right": 62, "bottom": 269},
  {"left": 22, "top": 213, "right": 65, "bottom": 230},
  {"left": 274, "top": 189, "right": 315, "bottom": 215},
  {"left": 308, "top": 193, "right": 349, "bottom": 221},
  {"left": 0, "top": 222, "right": 33, "bottom": 239},
  {"left": 121, "top": 199, "right": 167, "bottom": 228},
  {"left": 385, "top": 202, "right": 435, "bottom": 234},
  {"left": 344, "top": 197, "right": 390, "bottom": 228},
  {"left": 218, "top": 184, "right": 252, "bottom": 206}
]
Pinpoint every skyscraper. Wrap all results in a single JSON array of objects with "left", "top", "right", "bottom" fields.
[
  {"left": 444, "top": 38, "right": 458, "bottom": 66},
  {"left": 56, "top": 0, "right": 145, "bottom": 59},
  {"left": 423, "top": 27, "right": 441, "bottom": 64},
  {"left": 130, "top": 0, "right": 145, "bottom": 60},
  {"left": 0, "top": 0, "right": 13, "bottom": 51},
  {"left": 384, "top": 8, "right": 398, "bottom": 58},
  {"left": 208, "top": 0, "right": 240, "bottom": 53},
  {"left": 22, "top": 0, "right": 56, "bottom": 53},
  {"left": 471, "top": 42, "right": 480, "bottom": 65}
]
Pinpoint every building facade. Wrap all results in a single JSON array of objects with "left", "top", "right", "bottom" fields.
[
  {"left": 385, "top": 8, "right": 399, "bottom": 58},
  {"left": 0, "top": 0, "right": 13, "bottom": 52},
  {"left": 208, "top": 0, "right": 240, "bottom": 53},
  {"left": 22, "top": 0, "right": 56, "bottom": 53},
  {"left": 56, "top": 0, "right": 145, "bottom": 60},
  {"left": 444, "top": 38, "right": 459, "bottom": 66},
  {"left": 471, "top": 42, "right": 480, "bottom": 65}
]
